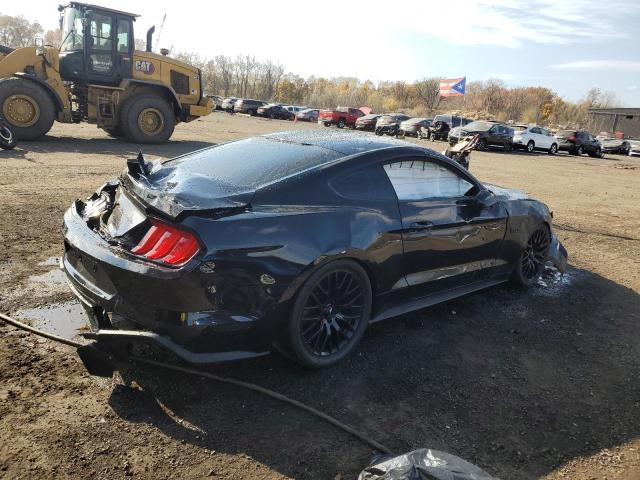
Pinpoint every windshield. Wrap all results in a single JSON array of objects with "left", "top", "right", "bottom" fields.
[
  {"left": 464, "top": 121, "right": 494, "bottom": 131},
  {"left": 433, "top": 115, "right": 449, "bottom": 123},
  {"left": 60, "top": 7, "right": 84, "bottom": 52}
]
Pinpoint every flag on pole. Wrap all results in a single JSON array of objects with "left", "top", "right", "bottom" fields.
[{"left": 439, "top": 77, "right": 466, "bottom": 97}]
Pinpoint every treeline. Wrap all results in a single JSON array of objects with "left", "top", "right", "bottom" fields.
[
  {"left": 0, "top": 12, "right": 618, "bottom": 127},
  {"left": 177, "top": 52, "right": 618, "bottom": 128}
]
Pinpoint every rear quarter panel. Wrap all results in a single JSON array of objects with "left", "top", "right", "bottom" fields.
[{"left": 182, "top": 157, "right": 405, "bottom": 313}]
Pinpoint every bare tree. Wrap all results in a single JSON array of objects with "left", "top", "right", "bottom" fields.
[{"left": 0, "top": 14, "right": 43, "bottom": 48}]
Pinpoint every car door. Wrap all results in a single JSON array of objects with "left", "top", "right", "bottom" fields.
[
  {"left": 487, "top": 124, "right": 502, "bottom": 146},
  {"left": 535, "top": 128, "right": 550, "bottom": 149},
  {"left": 383, "top": 157, "right": 508, "bottom": 294}
]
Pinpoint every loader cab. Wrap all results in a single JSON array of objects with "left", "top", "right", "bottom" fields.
[{"left": 58, "top": 3, "right": 137, "bottom": 85}]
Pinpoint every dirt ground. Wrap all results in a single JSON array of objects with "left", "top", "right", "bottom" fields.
[{"left": 1, "top": 112, "right": 639, "bottom": 479}]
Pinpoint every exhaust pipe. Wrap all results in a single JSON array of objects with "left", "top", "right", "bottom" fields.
[{"left": 146, "top": 25, "right": 155, "bottom": 52}]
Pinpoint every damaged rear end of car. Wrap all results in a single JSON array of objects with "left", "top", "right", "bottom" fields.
[{"left": 62, "top": 141, "right": 318, "bottom": 367}]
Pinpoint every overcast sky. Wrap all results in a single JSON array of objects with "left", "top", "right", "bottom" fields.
[{"left": 4, "top": 0, "right": 640, "bottom": 104}]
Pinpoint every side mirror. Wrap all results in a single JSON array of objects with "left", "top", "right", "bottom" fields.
[{"left": 474, "top": 189, "right": 496, "bottom": 207}]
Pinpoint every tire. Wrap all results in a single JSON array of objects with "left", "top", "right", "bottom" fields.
[
  {"left": 323, "top": 122, "right": 331, "bottom": 127},
  {"left": 429, "top": 133, "right": 436, "bottom": 142},
  {"left": 476, "top": 138, "right": 488, "bottom": 150},
  {"left": 511, "top": 226, "right": 550, "bottom": 288},
  {"left": 0, "top": 77, "right": 56, "bottom": 140},
  {"left": 589, "top": 147, "right": 602, "bottom": 158},
  {"left": 0, "top": 121, "right": 17, "bottom": 150},
  {"left": 269, "top": 112, "right": 275, "bottom": 119},
  {"left": 575, "top": 145, "right": 584, "bottom": 155},
  {"left": 286, "top": 260, "right": 372, "bottom": 368},
  {"left": 337, "top": 119, "right": 346, "bottom": 128},
  {"left": 120, "top": 94, "right": 175, "bottom": 144},
  {"left": 375, "top": 128, "right": 383, "bottom": 136},
  {"left": 526, "top": 140, "right": 535, "bottom": 153},
  {"left": 247, "top": 109, "right": 256, "bottom": 116},
  {"left": 548, "top": 143, "right": 558, "bottom": 155}
]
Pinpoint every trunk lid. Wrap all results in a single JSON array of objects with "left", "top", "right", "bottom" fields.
[{"left": 122, "top": 165, "right": 254, "bottom": 221}]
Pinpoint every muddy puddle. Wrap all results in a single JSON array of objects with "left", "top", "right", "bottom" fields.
[
  {"left": 17, "top": 301, "right": 88, "bottom": 340},
  {"left": 29, "top": 268, "right": 67, "bottom": 285}
]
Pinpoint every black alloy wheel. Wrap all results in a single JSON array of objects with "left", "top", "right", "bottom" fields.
[
  {"left": 576, "top": 145, "right": 584, "bottom": 155},
  {"left": 512, "top": 227, "right": 550, "bottom": 288},
  {"left": 476, "top": 138, "right": 488, "bottom": 150},
  {"left": 287, "top": 260, "right": 372, "bottom": 367},
  {"left": 337, "top": 119, "right": 346, "bottom": 128}
]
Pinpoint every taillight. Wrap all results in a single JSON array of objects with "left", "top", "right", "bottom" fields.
[
  {"left": 568, "top": 135, "right": 576, "bottom": 142},
  {"left": 131, "top": 219, "right": 200, "bottom": 266}
]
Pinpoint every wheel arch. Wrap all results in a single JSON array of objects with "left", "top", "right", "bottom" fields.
[
  {"left": 10, "top": 73, "right": 63, "bottom": 112},
  {"left": 118, "top": 79, "right": 181, "bottom": 119},
  {"left": 274, "top": 254, "right": 378, "bottom": 333}
]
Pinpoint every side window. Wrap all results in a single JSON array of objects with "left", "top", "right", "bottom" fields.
[
  {"left": 451, "top": 117, "right": 461, "bottom": 127},
  {"left": 331, "top": 166, "right": 396, "bottom": 201},
  {"left": 384, "top": 160, "right": 475, "bottom": 201},
  {"left": 116, "top": 19, "right": 130, "bottom": 53},
  {"left": 89, "top": 13, "right": 113, "bottom": 50}
]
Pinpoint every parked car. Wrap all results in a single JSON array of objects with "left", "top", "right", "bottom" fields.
[
  {"left": 375, "top": 114, "right": 411, "bottom": 136},
  {"left": 221, "top": 97, "right": 237, "bottom": 112},
  {"left": 512, "top": 125, "right": 559, "bottom": 154},
  {"left": 284, "top": 105, "right": 308, "bottom": 115},
  {"left": 600, "top": 138, "right": 631, "bottom": 155},
  {"left": 234, "top": 99, "right": 268, "bottom": 115},
  {"left": 296, "top": 108, "right": 320, "bottom": 122},
  {"left": 355, "top": 114, "right": 381, "bottom": 131},
  {"left": 449, "top": 121, "right": 514, "bottom": 151},
  {"left": 62, "top": 130, "right": 567, "bottom": 369},
  {"left": 628, "top": 140, "right": 640, "bottom": 157},
  {"left": 207, "top": 95, "right": 223, "bottom": 110},
  {"left": 398, "top": 117, "right": 432, "bottom": 137},
  {"left": 257, "top": 104, "right": 294, "bottom": 120},
  {"left": 319, "top": 107, "right": 365, "bottom": 128},
  {"left": 555, "top": 130, "right": 603, "bottom": 157},
  {"left": 422, "top": 114, "right": 473, "bottom": 141}
]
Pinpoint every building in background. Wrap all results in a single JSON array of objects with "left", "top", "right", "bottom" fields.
[{"left": 587, "top": 108, "right": 640, "bottom": 138}]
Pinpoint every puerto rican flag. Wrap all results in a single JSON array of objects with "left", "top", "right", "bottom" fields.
[{"left": 439, "top": 77, "right": 466, "bottom": 97}]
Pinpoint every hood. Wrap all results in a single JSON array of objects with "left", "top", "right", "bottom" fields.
[{"left": 483, "top": 183, "right": 529, "bottom": 200}]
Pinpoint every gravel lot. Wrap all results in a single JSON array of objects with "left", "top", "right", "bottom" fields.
[{"left": 1, "top": 112, "right": 639, "bottom": 479}]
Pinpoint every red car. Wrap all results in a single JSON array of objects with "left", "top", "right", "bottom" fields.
[{"left": 319, "top": 107, "right": 364, "bottom": 128}]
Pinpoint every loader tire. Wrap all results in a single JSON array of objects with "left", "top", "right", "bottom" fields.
[
  {"left": 0, "top": 77, "right": 56, "bottom": 140},
  {"left": 120, "top": 94, "right": 175, "bottom": 144}
]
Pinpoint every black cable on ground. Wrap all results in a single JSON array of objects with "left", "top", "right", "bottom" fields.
[{"left": 0, "top": 311, "right": 393, "bottom": 455}]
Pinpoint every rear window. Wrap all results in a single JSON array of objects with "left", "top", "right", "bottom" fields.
[
  {"left": 163, "top": 137, "right": 342, "bottom": 189},
  {"left": 464, "top": 121, "right": 494, "bottom": 131},
  {"left": 557, "top": 130, "right": 576, "bottom": 137}
]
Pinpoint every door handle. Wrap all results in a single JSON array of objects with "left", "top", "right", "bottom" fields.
[{"left": 409, "top": 221, "right": 434, "bottom": 232}]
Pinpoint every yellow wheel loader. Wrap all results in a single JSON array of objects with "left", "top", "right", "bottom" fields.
[{"left": 0, "top": 2, "right": 211, "bottom": 143}]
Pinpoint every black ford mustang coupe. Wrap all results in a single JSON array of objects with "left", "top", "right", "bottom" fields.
[{"left": 62, "top": 131, "right": 567, "bottom": 368}]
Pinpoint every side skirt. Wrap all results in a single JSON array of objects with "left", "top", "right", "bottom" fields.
[{"left": 370, "top": 278, "right": 507, "bottom": 323}]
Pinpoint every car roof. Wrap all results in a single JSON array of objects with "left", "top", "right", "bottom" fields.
[{"left": 262, "top": 130, "right": 412, "bottom": 156}]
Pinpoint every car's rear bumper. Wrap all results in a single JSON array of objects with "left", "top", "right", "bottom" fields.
[{"left": 62, "top": 205, "right": 285, "bottom": 363}]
